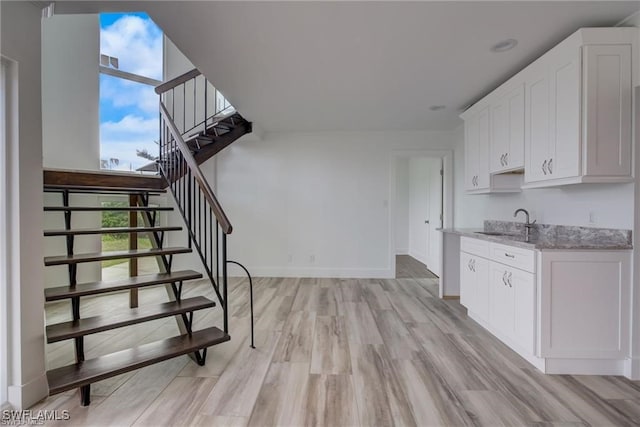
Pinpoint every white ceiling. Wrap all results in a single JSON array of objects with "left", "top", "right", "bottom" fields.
[{"left": 57, "top": 1, "right": 639, "bottom": 132}]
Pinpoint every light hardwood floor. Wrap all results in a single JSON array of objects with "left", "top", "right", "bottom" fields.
[{"left": 33, "top": 257, "right": 640, "bottom": 426}]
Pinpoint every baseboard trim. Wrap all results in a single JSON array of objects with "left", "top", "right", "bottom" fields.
[
  {"left": 624, "top": 357, "right": 640, "bottom": 380},
  {"left": 8, "top": 373, "right": 48, "bottom": 410},
  {"left": 544, "top": 358, "right": 626, "bottom": 376},
  {"left": 227, "top": 266, "right": 394, "bottom": 279},
  {"left": 442, "top": 295, "right": 459, "bottom": 300}
]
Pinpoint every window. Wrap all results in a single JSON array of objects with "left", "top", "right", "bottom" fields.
[{"left": 99, "top": 13, "right": 163, "bottom": 171}]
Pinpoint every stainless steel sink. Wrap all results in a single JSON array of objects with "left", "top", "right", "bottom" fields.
[{"left": 475, "top": 231, "right": 510, "bottom": 236}]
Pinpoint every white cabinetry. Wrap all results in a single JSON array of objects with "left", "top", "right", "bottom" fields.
[
  {"left": 459, "top": 235, "right": 631, "bottom": 376},
  {"left": 524, "top": 31, "right": 633, "bottom": 187},
  {"left": 460, "top": 239, "right": 489, "bottom": 322},
  {"left": 462, "top": 27, "right": 636, "bottom": 192},
  {"left": 539, "top": 250, "right": 631, "bottom": 360},
  {"left": 464, "top": 106, "right": 490, "bottom": 191},
  {"left": 490, "top": 84, "right": 525, "bottom": 173}
]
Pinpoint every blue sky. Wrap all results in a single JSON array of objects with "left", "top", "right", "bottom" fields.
[{"left": 99, "top": 12, "right": 162, "bottom": 171}]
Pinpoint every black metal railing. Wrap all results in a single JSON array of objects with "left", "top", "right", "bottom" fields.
[
  {"left": 156, "top": 70, "right": 254, "bottom": 346},
  {"left": 155, "top": 69, "right": 235, "bottom": 143}
]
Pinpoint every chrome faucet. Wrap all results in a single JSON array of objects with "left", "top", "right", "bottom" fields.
[{"left": 514, "top": 208, "right": 536, "bottom": 242}]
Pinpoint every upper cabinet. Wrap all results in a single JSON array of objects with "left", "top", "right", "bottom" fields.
[
  {"left": 464, "top": 106, "right": 490, "bottom": 191},
  {"left": 491, "top": 84, "right": 525, "bottom": 174},
  {"left": 462, "top": 27, "right": 637, "bottom": 193}
]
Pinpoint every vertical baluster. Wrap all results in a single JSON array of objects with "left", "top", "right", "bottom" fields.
[
  {"left": 209, "top": 209, "right": 213, "bottom": 283},
  {"left": 193, "top": 76, "right": 197, "bottom": 131},
  {"left": 222, "top": 233, "right": 228, "bottom": 334},
  {"left": 198, "top": 190, "right": 202, "bottom": 250},
  {"left": 216, "top": 221, "right": 219, "bottom": 287},
  {"left": 203, "top": 198, "right": 208, "bottom": 266},
  {"left": 204, "top": 79, "right": 208, "bottom": 131},
  {"left": 180, "top": 82, "right": 187, "bottom": 133}
]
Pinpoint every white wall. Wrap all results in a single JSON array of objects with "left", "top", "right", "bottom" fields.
[
  {"left": 215, "top": 130, "right": 454, "bottom": 278},
  {"left": 394, "top": 157, "right": 409, "bottom": 254},
  {"left": 42, "top": 14, "right": 100, "bottom": 170},
  {"left": 452, "top": 126, "right": 635, "bottom": 229},
  {"left": 42, "top": 14, "right": 102, "bottom": 288},
  {"left": 0, "top": 1, "right": 48, "bottom": 409}
]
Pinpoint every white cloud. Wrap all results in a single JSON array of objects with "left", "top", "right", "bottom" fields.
[
  {"left": 101, "top": 77, "right": 159, "bottom": 116},
  {"left": 100, "top": 115, "right": 159, "bottom": 170},
  {"left": 101, "top": 15, "right": 163, "bottom": 80}
]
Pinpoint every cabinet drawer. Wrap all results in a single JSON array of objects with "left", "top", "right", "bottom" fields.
[
  {"left": 489, "top": 242, "right": 535, "bottom": 273},
  {"left": 461, "top": 237, "right": 490, "bottom": 257}
]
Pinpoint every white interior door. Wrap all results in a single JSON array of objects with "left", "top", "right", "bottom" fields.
[
  {"left": 426, "top": 159, "right": 443, "bottom": 276},
  {"left": 408, "top": 158, "right": 430, "bottom": 265}
]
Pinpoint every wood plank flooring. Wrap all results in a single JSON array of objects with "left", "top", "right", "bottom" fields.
[{"left": 32, "top": 256, "right": 640, "bottom": 426}]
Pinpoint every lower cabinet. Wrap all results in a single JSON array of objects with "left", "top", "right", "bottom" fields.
[
  {"left": 460, "top": 251, "right": 489, "bottom": 322},
  {"left": 459, "top": 236, "right": 632, "bottom": 376},
  {"left": 489, "top": 264, "right": 535, "bottom": 355}
]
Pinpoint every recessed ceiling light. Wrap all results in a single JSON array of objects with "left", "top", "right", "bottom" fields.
[
  {"left": 429, "top": 105, "right": 446, "bottom": 111},
  {"left": 491, "top": 38, "right": 518, "bottom": 53}
]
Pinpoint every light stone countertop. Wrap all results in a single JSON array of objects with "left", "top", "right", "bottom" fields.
[{"left": 439, "top": 221, "right": 632, "bottom": 250}]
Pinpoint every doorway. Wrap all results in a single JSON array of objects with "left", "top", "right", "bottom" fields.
[{"left": 391, "top": 150, "right": 452, "bottom": 283}]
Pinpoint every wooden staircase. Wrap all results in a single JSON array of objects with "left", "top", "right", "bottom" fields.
[
  {"left": 43, "top": 170, "right": 230, "bottom": 406},
  {"left": 42, "top": 68, "right": 255, "bottom": 406}
]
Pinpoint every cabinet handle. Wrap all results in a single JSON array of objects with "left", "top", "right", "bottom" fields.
[
  {"left": 468, "top": 260, "right": 472, "bottom": 271},
  {"left": 474, "top": 176, "right": 478, "bottom": 186},
  {"left": 548, "top": 158, "right": 553, "bottom": 174},
  {"left": 505, "top": 152, "right": 508, "bottom": 165},
  {"left": 504, "top": 253, "right": 515, "bottom": 259},
  {"left": 502, "top": 271, "right": 508, "bottom": 286},
  {"left": 471, "top": 259, "right": 476, "bottom": 272},
  {"left": 542, "top": 160, "right": 548, "bottom": 175},
  {"left": 507, "top": 272, "right": 513, "bottom": 287},
  {"left": 500, "top": 154, "right": 505, "bottom": 166}
]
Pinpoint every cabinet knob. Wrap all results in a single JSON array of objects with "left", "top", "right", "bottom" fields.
[
  {"left": 548, "top": 158, "right": 553, "bottom": 175},
  {"left": 542, "top": 160, "right": 548, "bottom": 175}
]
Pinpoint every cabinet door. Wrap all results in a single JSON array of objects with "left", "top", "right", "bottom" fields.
[
  {"left": 464, "top": 116, "right": 479, "bottom": 191},
  {"left": 489, "top": 263, "right": 514, "bottom": 339},
  {"left": 511, "top": 268, "right": 536, "bottom": 355},
  {"left": 460, "top": 252, "right": 475, "bottom": 309},
  {"left": 474, "top": 256, "right": 490, "bottom": 322},
  {"left": 476, "top": 107, "right": 490, "bottom": 189},
  {"left": 548, "top": 46, "right": 581, "bottom": 180},
  {"left": 582, "top": 44, "right": 632, "bottom": 177},
  {"left": 490, "top": 99, "right": 508, "bottom": 173},
  {"left": 506, "top": 84, "right": 525, "bottom": 170},
  {"left": 525, "top": 63, "right": 551, "bottom": 183}
]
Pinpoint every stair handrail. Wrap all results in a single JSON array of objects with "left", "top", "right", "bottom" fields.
[
  {"left": 155, "top": 68, "right": 201, "bottom": 95},
  {"left": 159, "top": 102, "right": 232, "bottom": 234}
]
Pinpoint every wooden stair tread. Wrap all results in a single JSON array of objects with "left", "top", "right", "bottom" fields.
[
  {"left": 44, "top": 206, "right": 173, "bottom": 212},
  {"left": 44, "top": 247, "right": 192, "bottom": 266},
  {"left": 44, "top": 185, "right": 166, "bottom": 195},
  {"left": 44, "top": 226, "right": 182, "bottom": 236},
  {"left": 45, "top": 270, "right": 203, "bottom": 301},
  {"left": 46, "top": 296, "right": 216, "bottom": 343},
  {"left": 47, "top": 327, "right": 230, "bottom": 395},
  {"left": 44, "top": 169, "right": 165, "bottom": 191}
]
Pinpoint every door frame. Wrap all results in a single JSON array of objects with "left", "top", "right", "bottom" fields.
[
  {"left": 0, "top": 56, "right": 13, "bottom": 407},
  {"left": 389, "top": 149, "right": 453, "bottom": 291}
]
